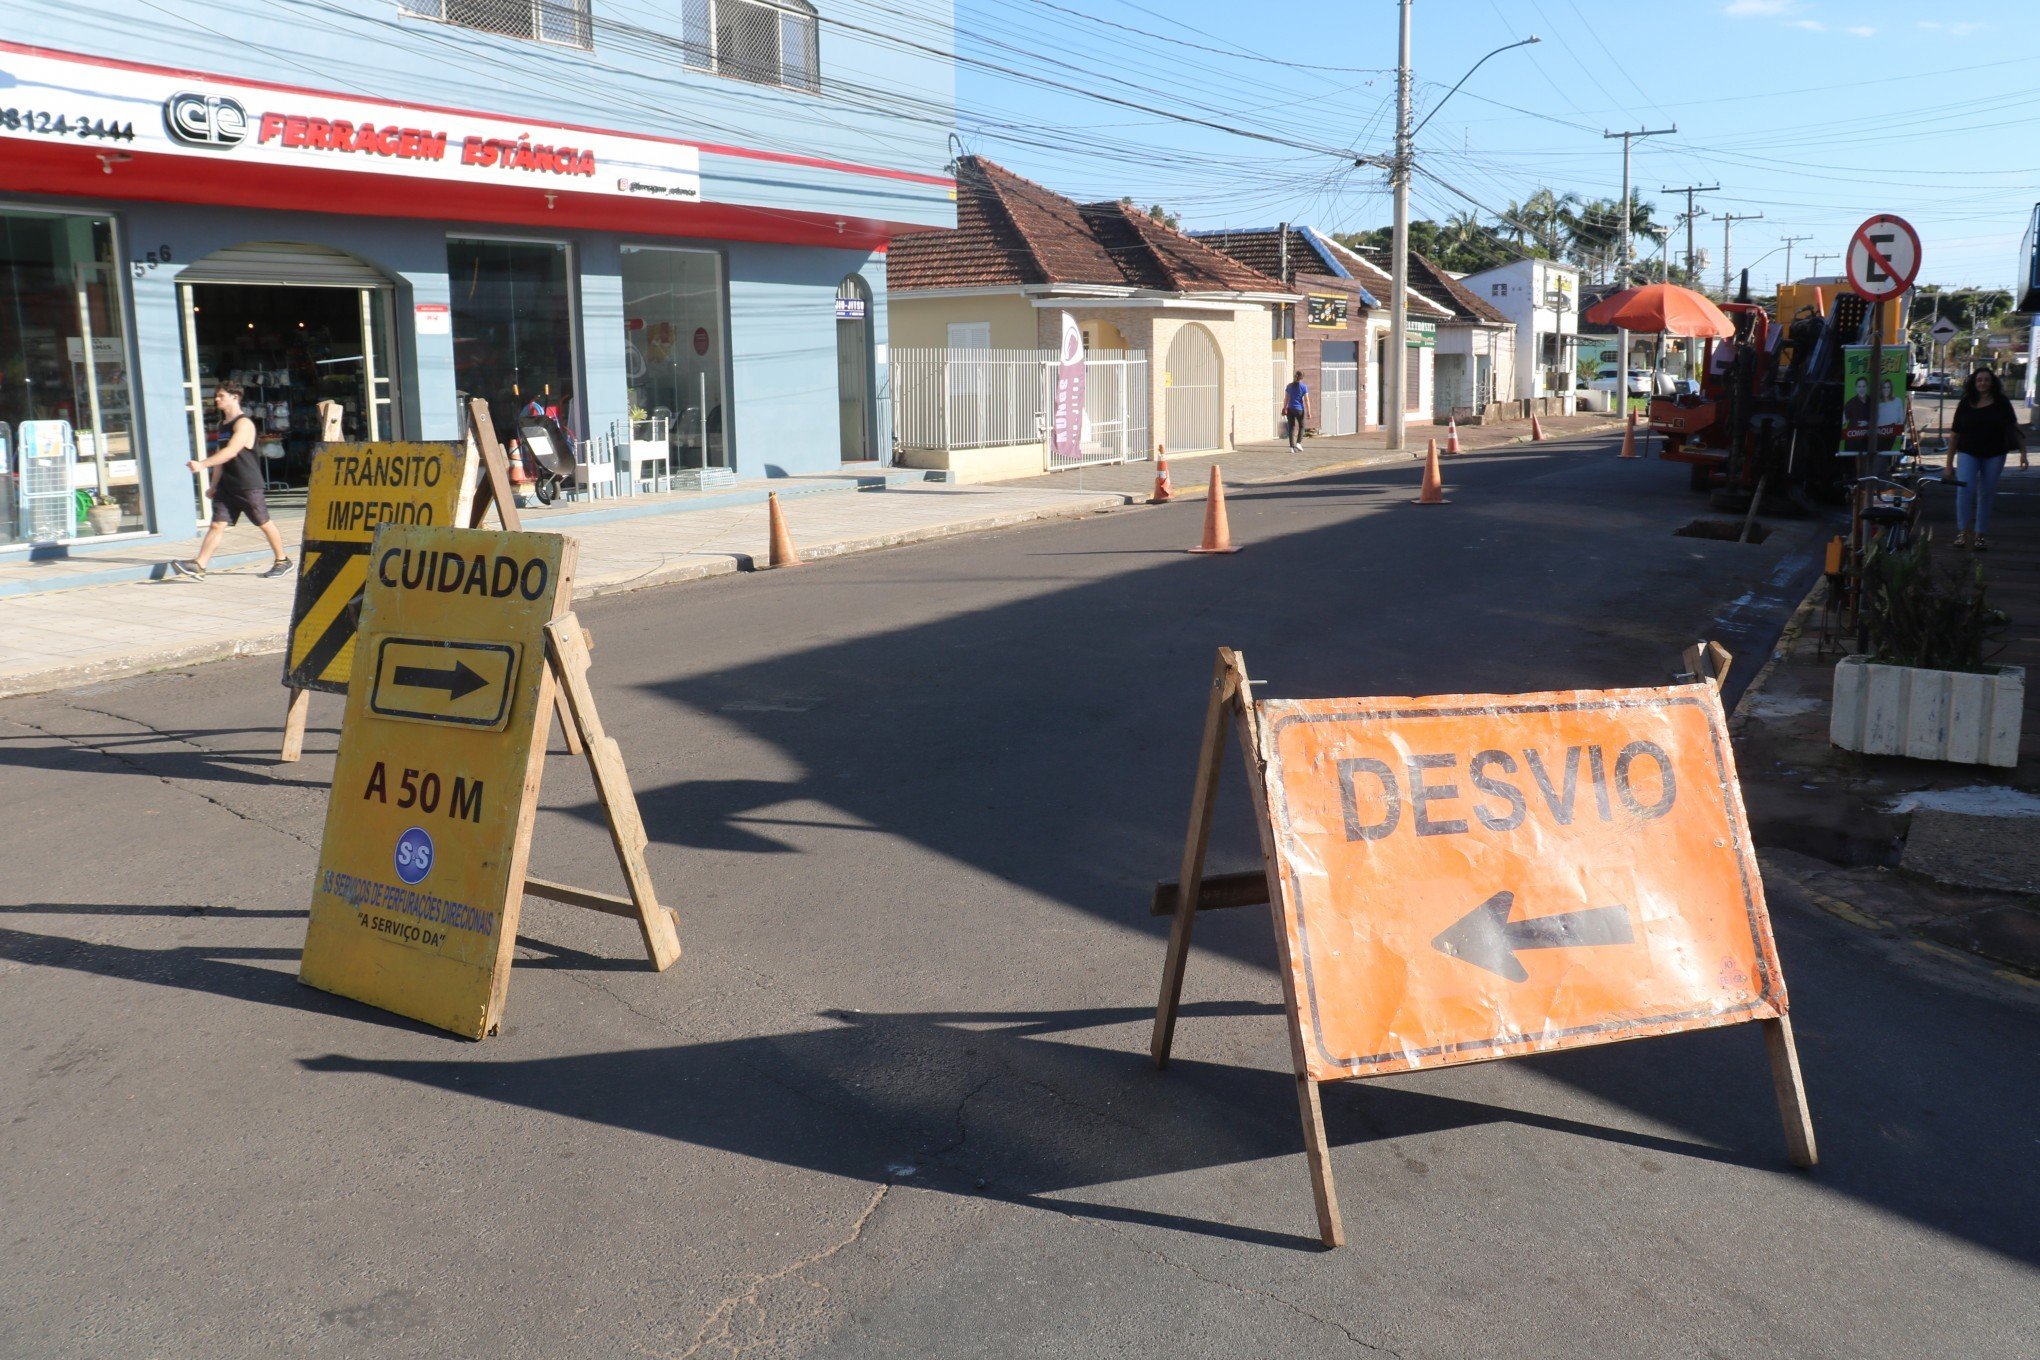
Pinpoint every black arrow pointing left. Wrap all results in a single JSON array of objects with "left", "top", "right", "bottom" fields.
[
  {"left": 1430, "top": 890, "right": 1634, "bottom": 983},
  {"left": 391, "top": 659, "right": 489, "bottom": 702}
]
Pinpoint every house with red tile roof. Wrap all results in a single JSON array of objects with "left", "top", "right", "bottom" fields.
[
  {"left": 1330, "top": 243, "right": 1523, "bottom": 422},
  {"left": 887, "top": 157, "right": 1298, "bottom": 478}
]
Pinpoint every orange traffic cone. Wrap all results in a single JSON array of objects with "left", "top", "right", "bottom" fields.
[
  {"left": 1529, "top": 413, "right": 1546, "bottom": 442},
  {"left": 1445, "top": 417, "right": 1462, "bottom": 455},
  {"left": 1151, "top": 445, "right": 1173, "bottom": 504},
  {"left": 1414, "top": 438, "right": 1448, "bottom": 505},
  {"left": 765, "top": 492, "right": 801, "bottom": 568},
  {"left": 1619, "top": 410, "right": 1640, "bottom": 459},
  {"left": 1188, "top": 467, "right": 1240, "bottom": 554}
]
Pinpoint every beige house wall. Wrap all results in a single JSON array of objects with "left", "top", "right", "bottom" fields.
[
  {"left": 1032, "top": 301, "right": 1279, "bottom": 452},
  {"left": 889, "top": 294, "right": 1039, "bottom": 351}
]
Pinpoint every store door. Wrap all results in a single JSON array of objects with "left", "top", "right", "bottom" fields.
[
  {"left": 1319, "top": 341, "right": 1359, "bottom": 436},
  {"left": 177, "top": 243, "right": 397, "bottom": 503},
  {"left": 836, "top": 276, "right": 875, "bottom": 462}
]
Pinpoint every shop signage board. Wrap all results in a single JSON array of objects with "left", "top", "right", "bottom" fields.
[
  {"left": 1148, "top": 649, "right": 1815, "bottom": 1247},
  {"left": 1307, "top": 294, "right": 1349, "bottom": 329},
  {"left": 284, "top": 441, "right": 478, "bottom": 697},
  {"left": 0, "top": 46, "right": 703, "bottom": 203},
  {"left": 1406, "top": 321, "right": 1437, "bottom": 348},
  {"left": 300, "top": 523, "right": 681, "bottom": 1039}
]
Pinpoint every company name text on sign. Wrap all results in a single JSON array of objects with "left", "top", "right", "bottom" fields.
[{"left": 0, "top": 46, "right": 702, "bottom": 202}]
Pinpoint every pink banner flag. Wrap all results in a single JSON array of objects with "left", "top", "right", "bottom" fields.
[{"left": 1052, "top": 312, "right": 1086, "bottom": 462}]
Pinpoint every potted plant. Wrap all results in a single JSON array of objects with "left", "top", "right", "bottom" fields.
[
  {"left": 85, "top": 491, "right": 124, "bottom": 536},
  {"left": 1831, "top": 533, "right": 2024, "bottom": 766}
]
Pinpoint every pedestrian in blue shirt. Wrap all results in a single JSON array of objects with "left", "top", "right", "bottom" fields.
[{"left": 1282, "top": 371, "right": 1308, "bottom": 453}]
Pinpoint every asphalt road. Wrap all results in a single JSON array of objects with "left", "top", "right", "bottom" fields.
[{"left": 4, "top": 437, "right": 2035, "bottom": 1359}]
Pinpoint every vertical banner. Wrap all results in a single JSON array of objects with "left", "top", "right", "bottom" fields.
[
  {"left": 1051, "top": 312, "right": 1086, "bottom": 464},
  {"left": 1840, "top": 344, "right": 1909, "bottom": 450}
]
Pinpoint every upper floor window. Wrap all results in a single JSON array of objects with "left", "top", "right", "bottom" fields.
[
  {"left": 1490, "top": 283, "right": 1507, "bottom": 297},
  {"left": 683, "top": 0, "right": 821, "bottom": 93},
  {"left": 401, "top": 0, "right": 592, "bottom": 49}
]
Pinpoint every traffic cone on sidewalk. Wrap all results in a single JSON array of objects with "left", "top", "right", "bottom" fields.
[
  {"left": 1446, "top": 417, "right": 1462, "bottom": 455},
  {"left": 1151, "top": 445, "right": 1173, "bottom": 504},
  {"left": 1529, "top": 412, "right": 1546, "bottom": 442},
  {"left": 1414, "top": 438, "right": 1448, "bottom": 505},
  {"left": 1188, "top": 467, "right": 1240, "bottom": 553},
  {"left": 1619, "top": 410, "right": 1640, "bottom": 459},
  {"left": 765, "top": 492, "right": 801, "bottom": 568}
]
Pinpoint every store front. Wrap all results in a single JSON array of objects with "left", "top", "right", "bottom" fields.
[
  {"left": 0, "top": 207, "right": 144, "bottom": 544},
  {"left": 0, "top": 40, "right": 934, "bottom": 556}
]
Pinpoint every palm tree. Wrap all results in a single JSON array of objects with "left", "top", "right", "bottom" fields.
[{"left": 1498, "top": 188, "right": 1578, "bottom": 259}]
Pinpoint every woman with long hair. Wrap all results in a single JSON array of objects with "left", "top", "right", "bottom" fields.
[{"left": 1945, "top": 367, "right": 2028, "bottom": 550}]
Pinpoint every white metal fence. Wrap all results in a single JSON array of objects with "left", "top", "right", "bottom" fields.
[{"left": 892, "top": 347, "right": 1149, "bottom": 470}]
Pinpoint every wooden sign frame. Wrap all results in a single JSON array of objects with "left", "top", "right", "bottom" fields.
[
  {"left": 281, "top": 397, "right": 582, "bottom": 762},
  {"left": 1148, "top": 647, "right": 1815, "bottom": 1248},
  {"left": 299, "top": 522, "right": 679, "bottom": 1040}
]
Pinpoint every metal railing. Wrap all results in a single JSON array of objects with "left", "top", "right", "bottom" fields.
[{"left": 892, "top": 347, "right": 1149, "bottom": 469}]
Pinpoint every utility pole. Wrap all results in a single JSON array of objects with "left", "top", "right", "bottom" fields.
[
  {"left": 1662, "top": 183, "right": 1718, "bottom": 284},
  {"left": 1716, "top": 212, "right": 1763, "bottom": 297},
  {"left": 1806, "top": 251, "right": 1836, "bottom": 278},
  {"left": 1386, "top": 0, "right": 1413, "bottom": 452},
  {"left": 1778, "top": 234, "right": 1813, "bottom": 287},
  {"left": 1604, "top": 125, "right": 1673, "bottom": 401}
]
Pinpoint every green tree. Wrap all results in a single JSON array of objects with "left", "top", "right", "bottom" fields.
[{"left": 1337, "top": 218, "right": 1515, "bottom": 275}]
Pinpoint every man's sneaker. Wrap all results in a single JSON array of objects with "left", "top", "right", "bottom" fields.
[
  {"left": 259, "top": 556, "right": 295, "bottom": 579},
  {"left": 168, "top": 559, "right": 206, "bottom": 580}
]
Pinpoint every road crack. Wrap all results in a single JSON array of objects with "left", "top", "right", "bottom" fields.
[
  {"left": 4, "top": 703, "right": 320, "bottom": 852},
  {"left": 652, "top": 1182, "right": 893, "bottom": 1359}
]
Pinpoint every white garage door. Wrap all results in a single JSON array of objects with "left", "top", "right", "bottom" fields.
[{"left": 1164, "top": 325, "right": 1222, "bottom": 452}]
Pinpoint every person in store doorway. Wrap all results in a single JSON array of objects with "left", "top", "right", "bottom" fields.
[
  {"left": 168, "top": 381, "right": 293, "bottom": 580},
  {"left": 1945, "top": 366, "right": 2028, "bottom": 551},
  {"left": 1281, "top": 370, "right": 1308, "bottom": 454}
]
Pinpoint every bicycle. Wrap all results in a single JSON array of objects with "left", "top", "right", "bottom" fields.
[{"left": 1819, "top": 468, "right": 1962, "bottom": 655}]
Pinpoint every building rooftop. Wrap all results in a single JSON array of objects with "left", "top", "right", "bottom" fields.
[{"left": 888, "top": 157, "right": 1289, "bottom": 296}]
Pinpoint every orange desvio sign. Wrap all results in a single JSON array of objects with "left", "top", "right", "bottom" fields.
[
  {"left": 1148, "top": 653, "right": 1815, "bottom": 1249},
  {"left": 1260, "top": 686, "right": 1782, "bottom": 1080}
]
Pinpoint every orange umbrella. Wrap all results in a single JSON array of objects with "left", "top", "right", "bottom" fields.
[{"left": 1584, "top": 283, "right": 1735, "bottom": 337}]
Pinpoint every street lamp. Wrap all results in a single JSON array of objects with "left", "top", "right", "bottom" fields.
[{"left": 1385, "top": 19, "right": 1540, "bottom": 452}]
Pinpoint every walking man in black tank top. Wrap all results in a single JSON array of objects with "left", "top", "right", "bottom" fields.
[{"left": 168, "top": 380, "right": 293, "bottom": 580}]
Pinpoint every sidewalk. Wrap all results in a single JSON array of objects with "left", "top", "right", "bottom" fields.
[
  {"left": 994, "top": 410, "right": 1619, "bottom": 498},
  {"left": 1732, "top": 460, "right": 2040, "bottom": 980},
  {"left": 0, "top": 479, "right": 1120, "bottom": 699}
]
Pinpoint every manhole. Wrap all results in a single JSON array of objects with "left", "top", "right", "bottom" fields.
[{"left": 1675, "top": 518, "right": 1771, "bottom": 543}]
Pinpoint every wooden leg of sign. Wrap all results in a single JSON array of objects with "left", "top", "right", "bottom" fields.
[
  {"left": 1151, "top": 647, "right": 1242, "bottom": 1070},
  {"left": 1293, "top": 1075, "right": 1346, "bottom": 1249},
  {"left": 544, "top": 614, "right": 681, "bottom": 971},
  {"left": 1228, "top": 649, "right": 1346, "bottom": 1248},
  {"left": 280, "top": 687, "right": 310, "bottom": 763},
  {"left": 1762, "top": 1014, "right": 1818, "bottom": 1168}
]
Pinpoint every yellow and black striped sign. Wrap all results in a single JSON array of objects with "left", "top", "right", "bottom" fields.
[{"left": 284, "top": 442, "right": 476, "bottom": 693}]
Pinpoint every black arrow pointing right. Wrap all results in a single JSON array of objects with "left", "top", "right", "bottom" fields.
[
  {"left": 1430, "top": 890, "right": 1634, "bottom": 983},
  {"left": 391, "top": 659, "right": 489, "bottom": 702}
]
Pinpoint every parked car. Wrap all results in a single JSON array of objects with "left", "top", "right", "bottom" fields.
[
  {"left": 1915, "top": 371, "right": 1955, "bottom": 394},
  {"left": 1589, "top": 367, "right": 1653, "bottom": 398}
]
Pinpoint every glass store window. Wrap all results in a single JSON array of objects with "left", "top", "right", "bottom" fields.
[
  {"left": 0, "top": 210, "right": 142, "bottom": 545},
  {"left": 621, "top": 246, "right": 728, "bottom": 471},
  {"left": 446, "top": 238, "right": 577, "bottom": 449}
]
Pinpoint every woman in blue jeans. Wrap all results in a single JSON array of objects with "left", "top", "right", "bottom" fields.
[{"left": 1945, "top": 367, "right": 2028, "bottom": 550}]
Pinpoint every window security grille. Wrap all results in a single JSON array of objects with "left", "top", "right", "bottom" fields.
[
  {"left": 684, "top": 0, "right": 820, "bottom": 93},
  {"left": 401, "top": 0, "right": 592, "bottom": 50}
]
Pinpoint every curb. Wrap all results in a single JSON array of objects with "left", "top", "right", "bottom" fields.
[{"left": 0, "top": 492, "right": 1123, "bottom": 701}]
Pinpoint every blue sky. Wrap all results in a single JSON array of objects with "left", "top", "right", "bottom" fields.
[{"left": 924, "top": 0, "right": 2038, "bottom": 292}]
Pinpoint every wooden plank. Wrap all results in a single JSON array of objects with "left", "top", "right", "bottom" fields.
[
  {"left": 463, "top": 397, "right": 524, "bottom": 532},
  {"left": 545, "top": 613, "right": 682, "bottom": 971},
  {"left": 1149, "top": 869, "right": 1271, "bottom": 916},
  {"left": 1229, "top": 650, "right": 1345, "bottom": 1248},
  {"left": 1761, "top": 1015, "right": 1819, "bottom": 1168},
  {"left": 279, "top": 686, "right": 310, "bottom": 763},
  {"left": 525, "top": 875, "right": 683, "bottom": 935},
  {"left": 1150, "top": 647, "right": 1240, "bottom": 1069}
]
